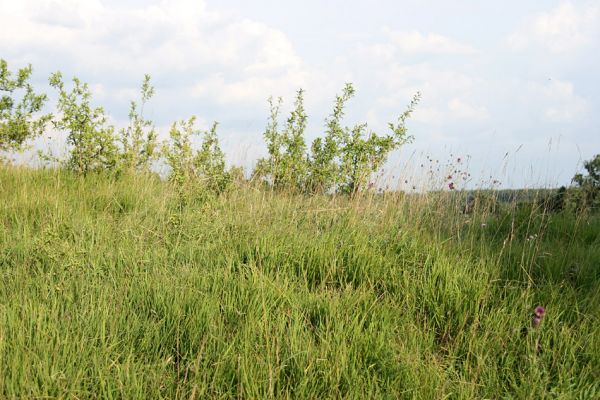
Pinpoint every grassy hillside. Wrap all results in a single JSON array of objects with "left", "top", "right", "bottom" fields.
[{"left": 0, "top": 166, "right": 598, "bottom": 399}]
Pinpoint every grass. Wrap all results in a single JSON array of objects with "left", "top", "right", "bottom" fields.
[{"left": 0, "top": 165, "right": 598, "bottom": 399}]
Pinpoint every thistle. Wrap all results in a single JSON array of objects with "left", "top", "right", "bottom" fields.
[{"left": 531, "top": 306, "right": 545, "bottom": 329}]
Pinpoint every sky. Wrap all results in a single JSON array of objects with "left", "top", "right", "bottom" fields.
[{"left": 1, "top": 0, "right": 599, "bottom": 188}]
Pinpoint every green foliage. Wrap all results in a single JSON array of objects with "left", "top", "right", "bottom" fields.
[
  {"left": 118, "top": 74, "right": 159, "bottom": 173},
  {"left": 1, "top": 61, "right": 419, "bottom": 198},
  {"left": 308, "top": 84, "right": 356, "bottom": 193},
  {"left": 544, "top": 154, "right": 600, "bottom": 213},
  {"left": 195, "top": 122, "right": 230, "bottom": 193},
  {"left": 572, "top": 154, "right": 600, "bottom": 210},
  {"left": 338, "top": 87, "right": 420, "bottom": 196},
  {"left": 2, "top": 58, "right": 599, "bottom": 398},
  {"left": 0, "top": 59, "right": 50, "bottom": 153},
  {"left": 162, "top": 117, "right": 230, "bottom": 194},
  {"left": 49, "top": 72, "right": 118, "bottom": 174},
  {"left": 256, "top": 83, "right": 420, "bottom": 195},
  {"left": 254, "top": 96, "right": 283, "bottom": 186},
  {"left": 163, "top": 117, "right": 200, "bottom": 182},
  {"left": 254, "top": 89, "right": 309, "bottom": 192}
]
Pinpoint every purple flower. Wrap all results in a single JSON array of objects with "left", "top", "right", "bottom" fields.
[
  {"left": 448, "top": 182, "right": 455, "bottom": 190},
  {"left": 531, "top": 306, "right": 546, "bottom": 329},
  {"left": 534, "top": 306, "right": 545, "bottom": 318}
]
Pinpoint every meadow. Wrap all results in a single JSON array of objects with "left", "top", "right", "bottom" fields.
[
  {"left": 1, "top": 165, "right": 598, "bottom": 399},
  {"left": 2, "top": 59, "right": 600, "bottom": 398}
]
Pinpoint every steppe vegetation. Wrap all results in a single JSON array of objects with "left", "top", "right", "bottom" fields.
[{"left": 1, "top": 60, "right": 599, "bottom": 398}]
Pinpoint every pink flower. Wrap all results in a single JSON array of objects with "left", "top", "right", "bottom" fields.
[
  {"left": 531, "top": 306, "right": 546, "bottom": 329},
  {"left": 534, "top": 306, "right": 545, "bottom": 318}
]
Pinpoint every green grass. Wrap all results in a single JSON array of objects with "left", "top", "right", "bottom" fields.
[{"left": 0, "top": 165, "right": 598, "bottom": 399}]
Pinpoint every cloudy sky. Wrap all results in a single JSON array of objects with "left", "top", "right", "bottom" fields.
[{"left": 2, "top": 0, "right": 599, "bottom": 188}]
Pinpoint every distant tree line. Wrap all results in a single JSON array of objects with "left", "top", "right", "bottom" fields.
[{"left": 546, "top": 155, "right": 600, "bottom": 212}]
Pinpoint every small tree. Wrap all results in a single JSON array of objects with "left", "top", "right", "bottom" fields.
[
  {"left": 195, "top": 122, "right": 230, "bottom": 193},
  {"left": 253, "top": 96, "right": 283, "bottom": 187},
  {"left": 118, "top": 74, "right": 158, "bottom": 173},
  {"left": 163, "top": 117, "right": 199, "bottom": 183},
  {"left": 163, "top": 117, "right": 230, "bottom": 194},
  {"left": 254, "top": 89, "right": 308, "bottom": 191},
  {"left": 339, "top": 90, "right": 420, "bottom": 196},
  {"left": 0, "top": 59, "right": 50, "bottom": 154},
  {"left": 257, "top": 83, "right": 420, "bottom": 195},
  {"left": 572, "top": 154, "right": 600, "bottom": 210},
  {"left": 309, "top": 83, "right": 420, "bottom": 195},
  {"left": 280, "top": 89, "right": 309, "bottom": 190},
  {"left": 49, "top": 72, "right": 118, "bottom": 174},
  {"left": 307, "top": 83, "right": 355, "bottom": 193}
]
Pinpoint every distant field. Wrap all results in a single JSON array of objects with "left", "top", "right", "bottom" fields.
[{"left": 0, "top": 166, "right": 598, "bottom": 399}]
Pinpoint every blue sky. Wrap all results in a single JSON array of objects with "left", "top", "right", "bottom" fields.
[{"left": 2, "top": 0, "right": 599, "bottom": 188}]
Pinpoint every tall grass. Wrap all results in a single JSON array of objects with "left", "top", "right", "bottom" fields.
[{"left": 0, "top": 165, "right": 598, "bottom": 398}]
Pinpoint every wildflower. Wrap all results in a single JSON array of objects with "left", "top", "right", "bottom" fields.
[
  {"left": 448, "top": 182, "right": 455, "bottom": 190},
  {"left": 534, "top": 306, "right": 545, "bottom": 317},
  {"left": 531, "top": 306, "right": 545, "bottom": 328}
]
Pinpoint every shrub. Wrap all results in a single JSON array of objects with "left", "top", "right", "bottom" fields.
[
  {"left": 48, "top": 72, "right": 119, "bottom": 175},
  {"left": 118, "top": 74, "right": 159, "bottom": 173},
  {"left": 571, "top": 154, "right": 600, "bottom": 211},
  {"left": 162, "top": 117, "right": 230, "bottom": 194},
  {"left": 255, "top": 83, "right": 420, "bottom": 196},
  {"left": 307, "top": 84, "right": 356, "bottom": 193},
  {"left": 334, "top": 84, "right": 420, "bottom": 196},
  {"left": 254, "top": 89, "right": 309, "bottom": 192},
  {"left": 0, "top": 59, "right": 50, "bottom": 154}
]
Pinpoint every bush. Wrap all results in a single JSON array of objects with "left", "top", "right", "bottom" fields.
[
  {"left": 254, "top": 83, "right": 420, "bottom": 195},
  {"left": 162, "top": 117, "right": 231, "bottom": 195},
  {"left": 570, "top": 154, "right": 600, "bottom": 211},
  {"left": 254, "top": 89, "right": 308, "bottom": 192},
  {"left": 48, "top": 72, "right": 119, "bottom": 175},
  {"left": 117, "top": 74, "right": 159, "bottom": 174},
  {"left": 0, "top": 59, "right": 50, "bottom": 154},
  {"left": 542, "top": 155, "right": 600, "bottom": 213}
]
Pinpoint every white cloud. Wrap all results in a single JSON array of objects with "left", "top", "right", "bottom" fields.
[
  {"left": 406, "top": 98, "right": 489, "bottom": 125},
  {"left": 508, "top": 2, "right": 599, "bottom": 52},
  {"left": 191, "top": 71, "right": 311, "bottom": 105},
  {"left": 409, "top": 106, "right": 445, "bottom": 124},
  {"left": 0, "top": 0, "right": 313, "bottom": 106},
  {"left": 527, "top": 79, "right": 589, "bottom": 122},
  {"left": 447, "top": 98, "right": 489, "bottom": 121},
  {"left": 189, "top": 18, "right": 320, "bottom": 105},
  {"left": 383, "top": 28, "right": 477, "bottom": 56},
  {"left": 367, "top": 63, "right": 488, "bottom": 126}
]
